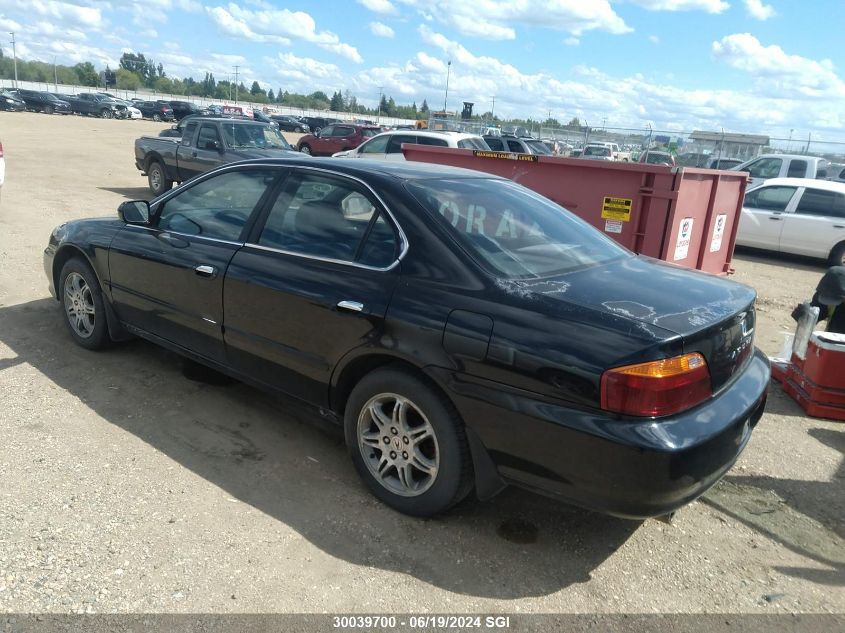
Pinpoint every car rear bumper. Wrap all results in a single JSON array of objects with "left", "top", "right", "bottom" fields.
[{"left": 428, "top": 348, "right": 770, "bottom": 518}]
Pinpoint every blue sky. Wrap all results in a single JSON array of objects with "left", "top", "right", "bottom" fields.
[{"left": 1, "top": 0, "right": 844, "bottom": 141}]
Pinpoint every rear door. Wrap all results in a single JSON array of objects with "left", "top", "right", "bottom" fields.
[
  {"left": 332, "top": 125, "right": 357, "bottom": 153},
  {"left": 779, "top": 187, "right": 845, "bottom": 258},
  {"left": 737, "top": 184, "right": 799, "bottom": 250},
  {"left": 385, "top": 134, "right": 417, "bottom": 161},
  {"left": 313, "top": 125, "right": 335, "bottom": 155},
  {"left": 109, "top": 167, "right": 280, "bottom": 363},
  {"left": 223, "top": 167, "right": 403, "bottom": 405}
]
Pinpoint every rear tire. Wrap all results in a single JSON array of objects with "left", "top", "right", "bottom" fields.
[
  {"left": 344, "top": 366, "right": 473, "bottom": 517},
  {"left": 44, "top": 105, "right": 54, "bottom": 115},
  {"left": 829, "top": 242, "right": 845, "bottom": 267},
  {"left": 299, "top": 144, "right": 312, "bottom": 155},
  {"left": 59, "top": 258, "right": 112, "bottom": 351},
  {"left": 147, "top": 161, "right": 173, "bottom": 196},
  {"left": 153, "top": 113, "right": 162, "bottom": 122}
]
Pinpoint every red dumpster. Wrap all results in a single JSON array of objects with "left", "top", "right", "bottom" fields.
[{"left": 400, "top": 146, "right": 748, "bottom": 275}]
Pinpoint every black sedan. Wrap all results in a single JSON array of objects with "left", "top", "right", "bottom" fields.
[
  {"left": 43, "top": 159, "right": 769, "bottom": 518},
  {"left": 14, "top": 89, "right": 71, "bottom": 114},
  {"left": 271, "top": 114, "right": 310, "bottom": 133}
]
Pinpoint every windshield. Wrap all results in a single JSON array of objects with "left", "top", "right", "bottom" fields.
[
  {"left": 220, "top": 123, "right": 292, "bottom": 149},
  {"left": 406, "top": 178, "right": 629, "bottom": 278}
]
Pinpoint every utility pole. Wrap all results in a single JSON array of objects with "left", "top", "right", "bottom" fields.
[
  {"left": 443, "top": 60, "right": 451, "bottom": 113},
  {"left": 53, "top": 55, "right": 58, "bottom": 92},
  {"left": 490, "top": 95, "right": 495, "bottom": 119},
  {"left": 233, "top": 65, "right": 240, "bottom": 103},
  {"left": 377, "top": 86, "right": 383, "bottom": 123},
  {"left": 9, "top": 32, "right": 17, "bottom": 88}
]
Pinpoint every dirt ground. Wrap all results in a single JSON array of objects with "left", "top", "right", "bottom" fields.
[{"left": 0, "top": 112, "right": 842, "bottom": 616}]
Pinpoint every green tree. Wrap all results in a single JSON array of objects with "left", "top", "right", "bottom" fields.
[
  {"left": 267, "top": 88, "right": 275, "bottom": 102},
  {"left": 116, "top": 68, "right": 143, "bottom": 90},
  {"left": 154, "top": 76, "right": 174, "bottom": 93},
  {"left": 73, "top": 62, "right": 99, "bottom": 86},
  {"left": 329, "top": 90, "right": 344, "bottom": 111},
  {"left": 420, "top": 99, "right": 429, "bottom": 113},
  {"left": 250, "top": 80, "right": 264, "bottom": 96}
]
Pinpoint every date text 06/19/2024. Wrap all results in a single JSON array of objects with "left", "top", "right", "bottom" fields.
[{"left": 333, "top": 615, "right": 512, "bottom": 629}]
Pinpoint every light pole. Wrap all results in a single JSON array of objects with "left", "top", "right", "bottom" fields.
[
  {"left": 443, "top": 60, "right": 451, "bottom": 113},
  {"left": 9, "top": 32, "right": 17, "bottom": 88},
  {"left": 233, "top": 65, "right": 240, "bottom": 103},
  {"left": 377, "top": 86, "right": 383, "bottom": 123},
  {"left": 53, "top": 55, "right": 58, "bottom": 92},
  {"left": 788, "top": 128, "right": 793, "bottom": 152},
  {"left": 490, "top": 95, "right": 495, "bottom": 119}
]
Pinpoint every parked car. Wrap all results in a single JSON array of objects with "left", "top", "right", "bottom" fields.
[
  {"left": 586, "top": 142, "right": 632, "bottom": 162},
  {"left": 137, "top": 101, "right": 175, "bottom": 122},
  {"left": 271, "top": 115, "right": 310, "bottom": 133},
  {"left": 828, "top": 163, "right": 845, "bottom": 184},
  {"left": 579, "top": 145, "right": 614, "bottom": 161},
  {"left": 0, "top": 89, "right": 26, "bottom": 111},
  {"left": 731, "top": 154, "right": 829, "bottom": 189},
  {"left": 65, "top": 92, "right": 124, "bottom": 118},
  {"left": 736, "top": 178, "right": 845, "bottom": 266},
  {"left": 168, "top": 100, "right": 203, "bottom": 121},
  {"left": 296, "top": 123, "right": 381, "bottom": 156},
  {"left": 501, "top": 125, "right": 533, "bottom": 138},
  {"left": 332, "top": 130, "right": 489, "bottom": 160},
  {"left": 135, "top": 117, "right": 298, "bottom": 194},
  {"left": 14, "top": 89, "right": 71, "bottom": 115},
  {"left": 676, "top": 152, "right": 711, "bottom": 168},
  {"left": 43, "top": 158, "right": 769, "bottom": 518},
  {"left": 298, "top": 116, "right": 338, "bottom": 135},
  {"left": 707, "top": 157, "right": 744, "bottom": 170},
  {"left": 250, "top": 109, "right": 279, "bottom": 128},
  {"left": 639, "top": 150, "right": 676, "bottom": 167},
  {"left": 483, "top": 135, "right": 552, "bottom": 155}
]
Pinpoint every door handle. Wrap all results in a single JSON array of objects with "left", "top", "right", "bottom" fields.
[
  {"left": 337, "top": 300, "right": 364, "bottom": 312},
  {"left": 834, "top": 225, "right": 844, "bottom": 229},
  {"left": 768, "top": 216, "right": 782, "bottom": 221},
  {"left": 194, "top": 264, "right": 217, "bottom": 278},
  {"left": 192, "top": 151, "right": 198, "bottom": 157}
]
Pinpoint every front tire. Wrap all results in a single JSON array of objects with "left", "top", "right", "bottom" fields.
[
  {"left": 147, "top": 161, "right": 173, "bottom": 196},
  {"left": 344, "top": 367, "right": 473, "bottom": 517},
  {"left": 44, "top": 105, "right": 54, "bottom": 115},
  {"left": 299, "top": 144, "right": 312, "bottom": 155},
  {"left": 59, "top": 258, "right": 111, "bottom": 350},
  {"left": 101, "top": 109, "right": 113, "bottom": 119},
  {"left": 829, "top": 242, "right": 845, "bottom": 267}
]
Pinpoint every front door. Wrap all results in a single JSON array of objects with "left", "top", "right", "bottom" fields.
[
  {"left": 223, "top": 168, "right": 402, "bottom": 405},
  {"left": 737, "top": 184, "right": 798, "bottom": 250},
  {"left": 108, "top": 167, "right": 281, "bottom": 363},
  {"left": 177, "top": 123, "right": 223, "bottom": 181}
]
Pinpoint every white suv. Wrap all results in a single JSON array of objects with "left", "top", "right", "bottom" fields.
[{"left": 332, "top": 130, "right": 489, "bottom": 160}]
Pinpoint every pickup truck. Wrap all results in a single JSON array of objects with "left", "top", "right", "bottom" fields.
[
  {"left": 586, "top": 142, "right": 632, "bottom": 162},
  {"left": 731, "top": 154, "right": 829, "bottom": 189},
  {"left": 134, "top": 117, "right": 300, "bottom": 195},
  {"left": 66, "top": 93, "right": 123, "bottom": 118}
]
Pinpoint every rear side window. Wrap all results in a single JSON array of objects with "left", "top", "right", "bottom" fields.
[
  {"left": 386, "top": 134, "right": 417, "bottom": 154},
  {"left": 743, "top": 186, "right": 797, "bottom": 212},
  {"left": 257, "top": 172, "right": 398, "bottom": 266},
  {"left": 794, "top": 189, "right": 845, "bottom": 219},
  {"left": 418, "top": 136, "right": 449, "bottom": 147},
  {"left": 485, "top": 138, "right": 505, "bottom": 151},
  {"left": 787, "top": 160, "right": 807, "bottom": 178},
  {"left": 359, "top": 135, "right": 389, "bottom": 154},
  {"left": 506, "top": 140, "right": 524, "bottom": 153},
  {"left": 335, "top": 126, "right": 355, "bottom": 137},
  {"left": 457, "top": 138, "right": 487, "bottom": 150},
  {"left": 180, "top": 122, "right": 198, "bottom": 147}
]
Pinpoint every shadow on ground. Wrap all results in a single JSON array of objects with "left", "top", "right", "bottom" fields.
[
  {"left": 97, "top": 186, "right": 153, "bottom": 200},
  {"left": 733, "top": 247, "right": 829, "bottom": 272},
  {"left": 0, "top": 298, "right": 640, "bottom": 599}
]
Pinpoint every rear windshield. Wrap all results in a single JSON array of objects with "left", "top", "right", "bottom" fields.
[
  {"left": 362, "top": 128, "right": 381, "bottom": 138},
  {"left": 406, "top": 178, "right": 629, "bottom": 278},
  {"left": 524, "top": 140, "right": 552, "bottom": 155},
  {"left": 583, "top": 146, "right": 610, "bottom": 156}
]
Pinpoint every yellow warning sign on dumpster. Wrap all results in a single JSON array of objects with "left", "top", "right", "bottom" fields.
[{"left": 601, "top": 196, "right": 633, "bottom": 221}]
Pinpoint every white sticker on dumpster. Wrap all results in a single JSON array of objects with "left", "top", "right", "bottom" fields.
[
  {"left": 605, "top": 219, "right": 623, "bottom": 233},
  {"left": 674, "top": 217, "right": 694, "bottom": 261},
  {"left": 710, "top": 214, "right": 727, "bottom": 252}
]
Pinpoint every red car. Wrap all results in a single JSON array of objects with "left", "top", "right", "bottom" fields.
[{"left": 296, "top": 123, "right": 381, "bottom": 156}]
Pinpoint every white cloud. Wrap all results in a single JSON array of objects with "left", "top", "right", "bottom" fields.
[
  {"left": 141, "top": 28, "right": 159, "bottom": 38},
  {"left": 398, "top": 0, "right": 631, "bottom": 40},
  {"left": 712, "top": 33, "right": 845, "bottom": 98},
  {"left": 627, "top": 0, "right": 729, "bottom": 11},
  {"left": 358, "top": 0, "right": 397, "bottom": 14},
  {"left": 648, "top": 34, "right": 660, "bottom": 44},
  {"left": 564, "top": 37, "right": 580, "bottom": 46},
  {"left": 0, "top": 16, "right": 23, "bottom": 31},
  {"left": 369, "top": 21, "right": 395, "bottom": 38},
  {"left": 206, "top": 3, "right": 363, "bottom": 62},
  {"left": 744, "top": 0, "right": 775, "bottom": 19},
  {"left": 4, "top": 0, "right": 105, "bottom": 29}
]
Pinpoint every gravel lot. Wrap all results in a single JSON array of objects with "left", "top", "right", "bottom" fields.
[{"left": 0, "top": 112, "right": 842, "bottom": 616}]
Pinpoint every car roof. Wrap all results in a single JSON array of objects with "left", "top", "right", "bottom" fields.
[
  {"left": 376, "top": 130, "right": 482, "bottom": 140},
  {"left": 185, "top": 116, "right": 266, "bottom": 125},
  {"left": 741, "top": 154, "right": 826, "bottom": 163},
  {"left": 753, "top": 177, "right": 845, "bottom": 193},
  {"left": 240, "top": 157, "right": 505, "bottom": 182}
]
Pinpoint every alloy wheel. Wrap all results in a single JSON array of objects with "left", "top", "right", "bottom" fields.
[
  {"left": 357, "top": 393, "right": 439, "bottom": 497},
  {"left": 63, "top": 272, "right": 96, "bottom": 339},
  {"left": 150, "top": 166, "right": 162, "bottom": 191}
]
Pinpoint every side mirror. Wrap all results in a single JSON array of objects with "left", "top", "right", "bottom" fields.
[
  {"left": 118, "top": 200, "right": 150, "bottom": 224},
  {"left": 204, "top": 140, "right": 221, "bottom": 151}
]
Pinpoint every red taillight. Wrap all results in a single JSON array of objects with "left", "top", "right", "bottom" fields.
[
  {"left": 600, "top": 353, "right": 712, "bottom": 417},
  {"left": 160, "top": 107, "right": 169, "bottom": 112}
]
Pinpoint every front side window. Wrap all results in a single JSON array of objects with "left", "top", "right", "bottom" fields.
[
  {"left": 485, "top": 138, "right": 505, "bottom": 151},
  {"left": 335, "top": 126, "right": 355, "bottom": 137},
  {"left": 197, "top": 125, "right": 221, "bottom": 150},
  {"left": 524, "top": 140, "right": 553, "bottom": 155},
  {"left": 359, "top": 135, "right": 390, "bottom": 154},
  {"left": 319, "top": 126, "right": 335, "bottom": 137},
  {"left": 418, "top": 136, "right": 449, "bottom": 147},
  {"left": 157, "top": 169, "right": 277, "bottom": 241},
  {"left": 506, "top": 140, "right": 525, "bottom": 153},
  {"left": 746, "top": 158, "right": 782, "bottom": 179},
  {"left": 257, "top": 172, "right": 398, "bottom": 266},
  {"left": 743, "top": 186, "right": 797, "bottom": 212},
  {"left": 794, "top": 189, "right": 845, "bottom": 219},
  {"left": 406, "top": 178, "right": 629, "bottom": 278}
]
